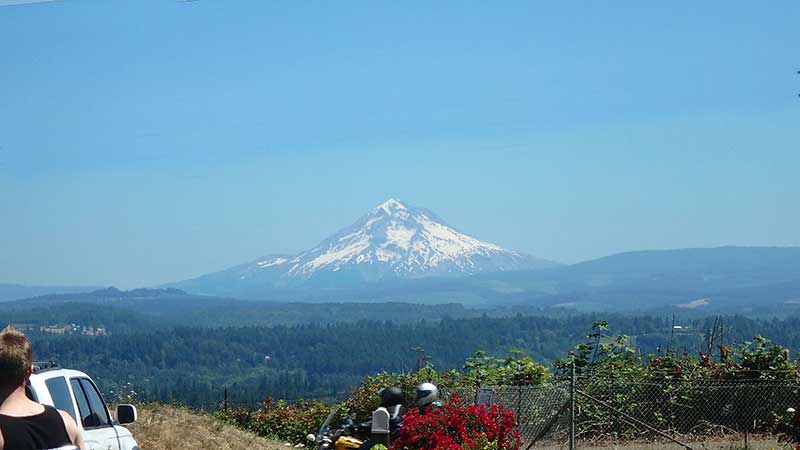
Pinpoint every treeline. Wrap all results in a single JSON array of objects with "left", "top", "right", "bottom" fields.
[
  {"left": 23, "top": 313, "right": 800, "bottom": 407},
  {"left": 2, "top": 295, "right": 503, "bottom": 332}
]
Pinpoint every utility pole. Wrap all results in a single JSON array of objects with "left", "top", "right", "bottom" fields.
[{"left": 668, "top": 314, "right": 675, "bottom": 353}]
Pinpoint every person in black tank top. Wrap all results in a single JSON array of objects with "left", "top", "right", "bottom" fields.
[
  {"left": 0, "top": 405, "right": 73, "bottom": 449},
  {"left": 0, "top": 325, "right": 84, "bottom": 450}
]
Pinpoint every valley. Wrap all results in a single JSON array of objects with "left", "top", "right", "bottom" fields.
[{"left": 8, "top": 296, "right": 800, "bottom": 409}]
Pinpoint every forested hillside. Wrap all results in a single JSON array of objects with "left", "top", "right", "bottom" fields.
[
  {"left": 0, "top": 288, "right": 515, "bottom": 330},
  {"left": 21, "top": 314, "right": 800, "bottom": 408}
]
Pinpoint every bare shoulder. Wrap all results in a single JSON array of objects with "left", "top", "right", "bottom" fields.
[
  {"left": 58, "top": 408, "right": 73, "bottom": 423},
  {"left": 57, "top": 409, "right": 86, "bottom": 450},
  {"left": 57, "top": 409, "right": 79, "bottom": 435}
]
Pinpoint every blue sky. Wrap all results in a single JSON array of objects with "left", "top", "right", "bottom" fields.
[{"left": 1, "top": 1, "right": 798, "bottom": 287}]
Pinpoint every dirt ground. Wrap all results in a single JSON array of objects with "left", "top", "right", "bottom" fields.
[
  {"left": 127, "top": 403, "right": 294, "bottom": 450},
  {"left": 531, "top": 436, "right": 791, "bottom": 450}
]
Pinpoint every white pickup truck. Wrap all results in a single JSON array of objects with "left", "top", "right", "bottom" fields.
[{"left": 25, "top": 362, "right": 140, "bottom": 450}]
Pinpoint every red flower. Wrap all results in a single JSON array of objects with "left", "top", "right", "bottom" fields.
[{"left": 391, "top": 398, "right": 521, "bottom": 450}]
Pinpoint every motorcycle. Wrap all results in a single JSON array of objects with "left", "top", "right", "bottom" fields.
[{"left": 307, "top": 407, "right": 370, "bottom": 450}]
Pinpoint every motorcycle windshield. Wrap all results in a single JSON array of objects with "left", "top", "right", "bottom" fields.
[{"left": 316, "top": 406, "right": 338, "bottom": 440}]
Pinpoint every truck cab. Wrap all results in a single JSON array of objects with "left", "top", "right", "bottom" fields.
[{"left": 26, "top": 362, "right": 140, "bottom": 450}]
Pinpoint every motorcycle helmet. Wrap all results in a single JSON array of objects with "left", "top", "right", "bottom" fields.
[
  {"left": 378, "top": 386, "right": 404, "bottom": 407},
  {"left": 414, "top": 382, "right": 439, "bottom": 408}
]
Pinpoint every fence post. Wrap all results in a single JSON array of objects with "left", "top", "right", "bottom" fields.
[{"left": 570, "top": 359, "right": 576, "bottom": 450}]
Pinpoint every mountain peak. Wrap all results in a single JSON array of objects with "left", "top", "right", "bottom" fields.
[
  {"left": 374, "top": 198, "right": 408, "bottom": 215},
  {"left": 173, "top": 200, "right": 558, "bottom": 291},
  {"left": 273, "top": 199, "right": 551, "bottom": 283}
]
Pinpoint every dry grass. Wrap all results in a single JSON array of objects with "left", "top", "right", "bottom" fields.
[
  {"left": 532, "top": 436, "right": 791, "bottom": 450},
  {"left": 127, "top": 403, "right": 292, "bottom": 450}
]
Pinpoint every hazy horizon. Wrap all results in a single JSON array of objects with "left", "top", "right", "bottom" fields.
[{"left": 1, "top": 1, "right": 798, "bottom": 288}]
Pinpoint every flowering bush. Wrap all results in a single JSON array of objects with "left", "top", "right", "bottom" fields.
[{"left": 391, "top": 397, "right": 520, "bottom": 450}]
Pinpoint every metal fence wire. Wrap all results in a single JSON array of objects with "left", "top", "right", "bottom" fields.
[
  {"left": 447, "top": 383, "right": 572, "bottom": 444},
  {"left": 451, "top": 378, "right": 800, "bottom": 449}
]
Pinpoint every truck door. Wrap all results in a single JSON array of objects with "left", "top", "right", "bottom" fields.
[{"left": 70, "top": 378, "right": 121, "bottom": 450}]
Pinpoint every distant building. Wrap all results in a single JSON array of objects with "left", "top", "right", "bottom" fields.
[
  {"left": 40, "top": 325, "right": 74, "bottom": 335},
  {"left": 39, "top": 324, "right": 108, "bottom": 336},
  {"left": 82, "top": 326, "right": 108, "bottom": 336}
]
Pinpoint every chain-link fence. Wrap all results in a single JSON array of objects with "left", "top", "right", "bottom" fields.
[
  {"left": 452, "top": 378, "right": 800, "bottom": 450},
  {"left": 186, "top": 377, "right": 800, "bottom": 449},
  {"left": 447, "top": 383, "right": 571, "bottom": 446}
]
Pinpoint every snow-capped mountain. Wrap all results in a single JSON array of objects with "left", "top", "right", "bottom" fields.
[{"left": 171, "top": 199, "right": 557, "bottom": 293}]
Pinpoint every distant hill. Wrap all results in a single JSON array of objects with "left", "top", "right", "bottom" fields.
[
  {"left": 3, "top": 287, "right": 200, "bottom": 308},
  {"left": 564, "top": 246, "right": 800, "bottom": 285},
  {"left": 0, "top": 287, "right": 522, "bottom": 330},
  {"left": 7, "top": 247, "right": 800, "bottom": 314},
  {"left": 0, "top": 283, "right": 101, "bottom": 302},
  {"left": 498, "top": 246, "right": 800, "bottom": 312}
]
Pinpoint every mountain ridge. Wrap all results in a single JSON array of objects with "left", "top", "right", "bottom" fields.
[
  {"left": 0, "top": 283, "right": 102, "bottom": 303},
  {"left": 5, "top": 246, "right": 800, "bottom": 312}
]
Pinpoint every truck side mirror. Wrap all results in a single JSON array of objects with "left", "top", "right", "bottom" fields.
[{"left": 116, "top": 404, "right": 137, "bottom": 425}]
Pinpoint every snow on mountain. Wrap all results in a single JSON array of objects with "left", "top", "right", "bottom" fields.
[
  {"left": 173, "top": 199, "right": 557, "bottom": 291},
  {"left": 250, "top": 199, "right": 553, "bottom": 284}
]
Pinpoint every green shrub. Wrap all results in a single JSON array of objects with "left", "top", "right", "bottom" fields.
[
  {"left": 463, "top": 349, "right": 550, "bottom": 387},
  {"left": 551, "top": 322, "right": 800, "bottom": 439},
  {"left": 346, "top": 365, "right": 462, "bottom": 420},
  {"left": 218, "top": 325, "right": 800, "bottom": 444},
  {"left": 214, "top": 399, "right": 346, "bottom": 443},
  {"left": 347, "top": 351, "right": 548, "bottom": 421}
]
